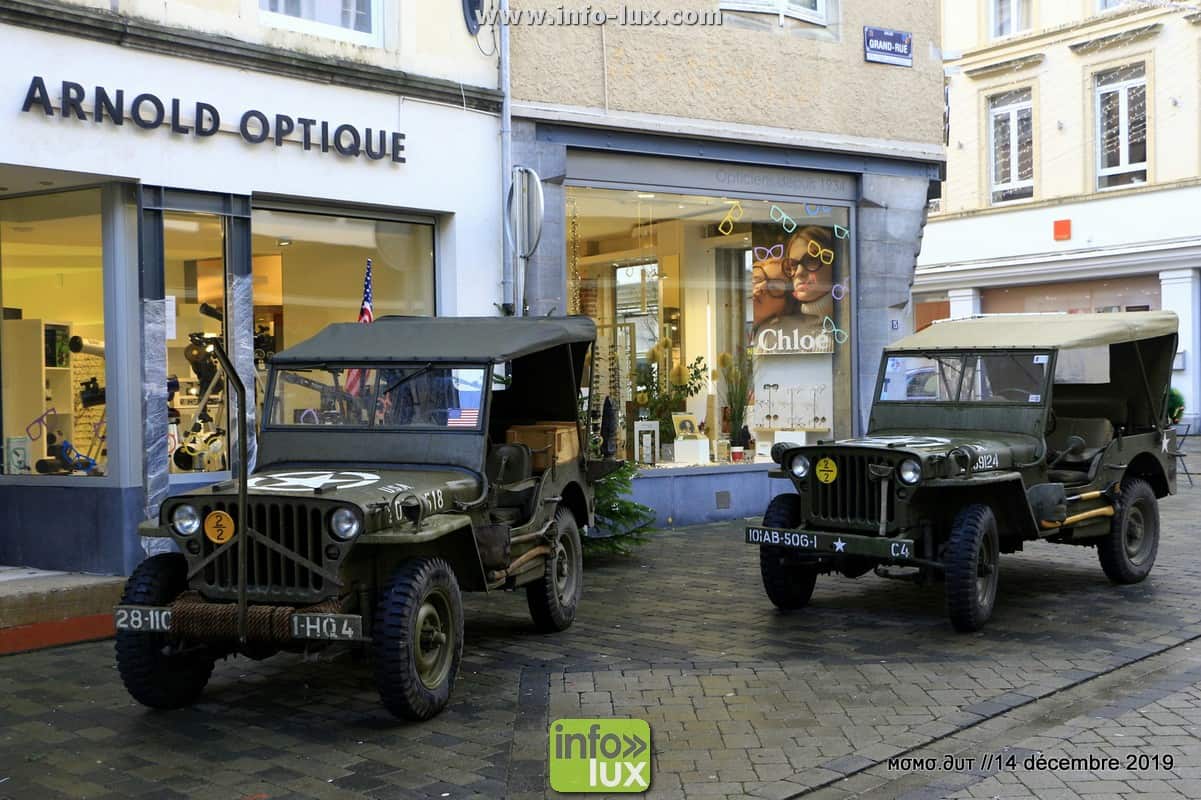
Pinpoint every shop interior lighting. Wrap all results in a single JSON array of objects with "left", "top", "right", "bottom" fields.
[
  {"left": 163, "top": 218, "right": 201, "bottom": 233},
  {"left": 277, "top": 237, "right": 292, "bottom": 247}
]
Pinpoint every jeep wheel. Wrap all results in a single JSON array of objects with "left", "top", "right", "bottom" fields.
[
  {"left": 1098, "top": 477, "right": 1159, "bottom": 584},
  {"left": 115, "top": 553, "right": 215, "bottom": 709},
  {"left": 945, "top": 504, "right": 1000, "bottom": 632},
  {"left": 374, "top": 557, "right": 464, "bottom": 721},
  {"left": 759, "top": 494, "right": 818, "bottom": 611},
  {"left": 527, "top": 507, "right": 583, "bottom": 633}
]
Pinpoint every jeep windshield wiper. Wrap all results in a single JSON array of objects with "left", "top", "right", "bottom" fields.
[{"left": 381, "top": 363, "right": 435, "bottom": 397}]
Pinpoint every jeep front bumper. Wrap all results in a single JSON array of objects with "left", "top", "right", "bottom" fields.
[
  {"left": 115, "top": 597, "right": 366, "bottom": 642},
  {"left": 745, "top": 526, "right": 915, "bottom": 560}
]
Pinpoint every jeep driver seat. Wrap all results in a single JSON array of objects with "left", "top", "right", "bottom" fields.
[
  {"left": 487, "top": 442, "right": 537, "bottom": 523},
  {"left": 1045, "top": 416, "right": 1114, "bottom": 485}
]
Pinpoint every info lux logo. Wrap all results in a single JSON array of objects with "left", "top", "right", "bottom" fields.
[{"left": 549, "top": 718, "right": 651, "bottom": 793}]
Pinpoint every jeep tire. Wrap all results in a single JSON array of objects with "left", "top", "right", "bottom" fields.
[
  {"left": 527, "top": 507, "right": 583, "bottom": 633},
  {"left": 1098, "top": 477, "right": 1159, "bottom": 584},
  {"left": 759, "top": 494, "right": 818, "bottom": 611},
  {"left": 374, "top": 557, "right": 464, "bottom": 721},
  {"left": 115, "top": 553, "right": 215, "bottom": 709},
  {"left": 945, "top": 504, "right": 1000, "bottom": 633}
]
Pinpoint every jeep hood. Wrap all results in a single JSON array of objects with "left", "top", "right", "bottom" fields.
[
  {"left": 181, "top": 467, "right": 483, "bottom": 511},
  {"left": 802, "top": 431, "right": 1042, "bottom": 470}
]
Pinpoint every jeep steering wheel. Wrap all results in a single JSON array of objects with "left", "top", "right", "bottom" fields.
[{"left": 995, "top": 388, "right": 1031, "bottom": 402}]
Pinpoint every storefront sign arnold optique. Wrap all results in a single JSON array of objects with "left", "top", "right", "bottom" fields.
[{"left": 20, "top": 76, "right": 407, "bottom": 163}]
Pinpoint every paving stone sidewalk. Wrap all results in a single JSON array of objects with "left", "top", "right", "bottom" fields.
[
  {"left": 0, "top": 476, "right": 1197, "bottom": 799},
  {"left": 805, "top": 639, "right": 1201, "bottom": 800}
]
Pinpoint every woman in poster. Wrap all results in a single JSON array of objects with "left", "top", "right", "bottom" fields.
[{"left": 751, "top": 226, "right": 837, "bottom": 353}]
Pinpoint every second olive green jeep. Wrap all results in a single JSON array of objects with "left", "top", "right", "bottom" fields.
[{"left": 749, "top": 311, "right": 1179, "bottom": 631}]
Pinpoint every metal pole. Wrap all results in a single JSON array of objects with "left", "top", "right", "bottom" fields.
[
  {"left": 210, "top": 341, "right": 249, "bottom": 643},
  {"left": 499, "top": 0, "right": 514, "bottom": 315},
  {"left": 1133, "top": 341, "right": 1165, "bottom": 445}
]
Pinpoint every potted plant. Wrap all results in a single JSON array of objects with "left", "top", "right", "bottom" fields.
[
  {"left": 634, "top": 340, "right": 707, "bottom": 461},
  {"left": 1168, "top": 386, "right": 1185, "bottom": 427},
  {"left": 718, "top": 347, "right": 754, "bottom": 460}
]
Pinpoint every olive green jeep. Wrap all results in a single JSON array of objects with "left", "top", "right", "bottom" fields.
[
  {"left": 115, "top": 316, "right": 618, "bottom": 720},
  {"left": 749, "top": 311, "right": 1180, "bottom": 631}
]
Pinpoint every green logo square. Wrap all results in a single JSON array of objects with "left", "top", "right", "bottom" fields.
[{"left": 549, "top": 718, "right": 651, "bottom": 793}]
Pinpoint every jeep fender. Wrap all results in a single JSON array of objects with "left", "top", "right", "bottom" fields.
[
  {"left": 559, "top": 480, "right": 592, "bottom": 530},
  {"left": 358, "top": 515, "right": 488, "bottom": 591},
  {"left": 1126, "top": 450, "right": 1172, "bottom": 497},
  {"left": 919, "top": 472, "right": 1039, "bottom": 545}
]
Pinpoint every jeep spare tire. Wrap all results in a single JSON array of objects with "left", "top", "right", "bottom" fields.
[
  {"left": 945, "top": 504, "right": 1000, "bottom": 632},
  {"left": 759, "top": 493, "right": 818, "bottom": 611},
  {"left": 374, "top": 557, "right": 464, "bottom": 721},
  {"left": 1098, "top": 477, "right": 1159, "bottom": 584}
]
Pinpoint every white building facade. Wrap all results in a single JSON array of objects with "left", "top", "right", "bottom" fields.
[
  {"left": 918, "top": 1, "right": 1201, "bottom": 429},
  {"left": 0, "top": 0, "right": 503, "bottom": 574}
]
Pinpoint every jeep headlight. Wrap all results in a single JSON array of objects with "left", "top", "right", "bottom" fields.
[
  {"left": 171, "top": 504, "right": 200, "bottom": 536},
  {"left": 329, "top": 508, "right": 361, "bottom": 540},
  {"left": 788, "top": 454, "right": 811, "bottom": 479},
  {"left": 898, "top": 458, "right": 922, "bottom": 485}
]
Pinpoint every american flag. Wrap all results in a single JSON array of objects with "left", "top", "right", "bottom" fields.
[
  {"left": 447, "top": 408, "right": 480, "bottom": 428},
  {"left": 345, "top": 259, "right": 374, "bottom": 396}
]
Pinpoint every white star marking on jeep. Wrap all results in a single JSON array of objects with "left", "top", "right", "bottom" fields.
[
  {"left": 246, "top": 471, "right": 380, "bottom": 492},
  {"left": 833, "top": 538, "right": 846, "bottom": 553}
]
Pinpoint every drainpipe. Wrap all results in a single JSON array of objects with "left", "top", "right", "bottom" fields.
[{"left": 499, "top": 0, "right": 515, "bottom": 315}]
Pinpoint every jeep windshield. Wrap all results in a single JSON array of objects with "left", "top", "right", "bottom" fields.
[
  {"left": 878, "top": 351, "right": 1050, "bottom": 404},
  {"left": 267, "top": 365, "right": 486, "bottom": 430}
]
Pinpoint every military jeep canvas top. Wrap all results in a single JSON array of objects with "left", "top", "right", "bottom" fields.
[
  {"left": 750, "top": 310, "right": 1179, "bottom": 633},
  {"left": 883, "top": 310, "right": 1178, "bottom": 350},
  {"left": 259, "top": 315, "right": 595, "bottom": 473}
]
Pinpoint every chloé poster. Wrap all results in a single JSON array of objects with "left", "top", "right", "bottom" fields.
[{"left": 749, "top": 214, "right": 849, "bottom": 355}]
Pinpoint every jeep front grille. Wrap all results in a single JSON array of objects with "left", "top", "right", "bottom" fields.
[
  {"left": 808, "top": 453, "right": 896, "bottom": 531},
  {"left": 195, "top": 500, "right": 331, "bottom": 603}
]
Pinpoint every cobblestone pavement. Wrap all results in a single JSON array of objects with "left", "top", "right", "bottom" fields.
[{"left": 0, "top": 469, "right": 1197, "bottom": 800}]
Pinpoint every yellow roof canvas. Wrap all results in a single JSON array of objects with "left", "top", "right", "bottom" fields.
[{"left": 885, "top": 311, "right": 1178, "bottom": 351}]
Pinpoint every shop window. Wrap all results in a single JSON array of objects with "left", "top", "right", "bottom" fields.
[
  {"left": 0, "top": 189, "right": 108, "bottom": 476},
  {"left": 1096, "top": 63, "right": 1147, "bottom": 189},
  {"left": 249, "top": 208, "right": 435, "bottom": 417},
  {"left": 989, "top": 88, "right": 1034, "bottom": 204},
  {"left": 259, "top": 0, "right": 380, "bottom": 45},
  {"left": 566, "top": 187, "right": 853, "bottom": 467},
  {"left": 991, "top": 0, "right": 1030, "bottom": 38},
  {"left": 980, "top": 276, "right": 1161, "bottom": 315},
  {"left": 720, "top": 0, "right": 827, "bottom": 25},
  {"left": 164, "top": 212, "right": 229, "bottom": 474}
]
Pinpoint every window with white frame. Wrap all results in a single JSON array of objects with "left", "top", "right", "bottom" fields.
[
  {"left": 720, "top": 0, "right": 827, "bottom": 25},
  {"left": 1095, "top": 63, "right": 1147, "bottom": 189},
  {"left": 1098, "top": 0, "right": 1125, "bottom": 10},
  {"left": 989, "top": 88, "right": 1034, "bottom": 203},
  {"left": 991, "top": 0, "right": 1030, "bottom": 38},
  {"left": 259, "top": 0, "right": 380, "bottom": 44}
]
